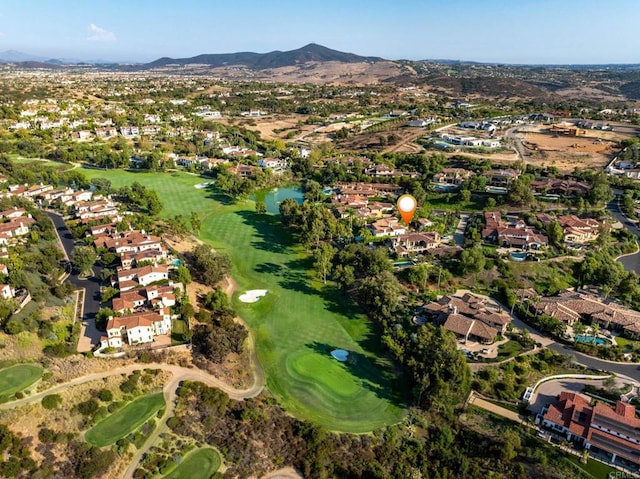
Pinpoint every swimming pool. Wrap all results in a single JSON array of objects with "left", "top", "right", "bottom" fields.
[
  {"left": 510, "top": 252, "right": 527, "bottom": 261},
  {"left": 393, "top": 261, "right": 413, "bottom": 269},
  {"left": 575, "top": 335, "right": 606, "bottom": 345},
  {"left": 433, "top": 184, "right": 458, "bottom": 192},
  {"left": 173, "top": 259, "right": 181, "bottom": 266}
]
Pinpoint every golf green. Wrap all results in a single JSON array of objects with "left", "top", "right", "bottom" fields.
[
  {"left": 288, "top": 351, "right": 361, "bottom": 398},
  {"left": 81, "top": 168, "right": 405, "bottom": 432},
  {"left": 163, "top": 448, "right": 221, "bottom": 479},
  {"left": 85, "top": 393, "right": 165, "bottom": 447},
  {"left": 0, "top": 364, "right": 43, "bottom": 398}
]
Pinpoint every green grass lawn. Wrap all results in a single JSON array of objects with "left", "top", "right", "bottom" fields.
[
  {"left": 171, "top": 318, "right": 189, "bottom": 344},
  {"left": 163, "top": 448, "right": 221, "bottom": 479},
  {"left": 82, "top": 168, "right": 405, "bottom": 432},
  {"left": 566, "top": 454, "right": 617, "bottom": 479},
  {"left": 496, "top": 340, "right": 525, "bottom": 361},
  {"left": 0, "top": 364, "right": 43, "bottom": 399},
  {"left": 85, "top": 393, "right": 165, "bottom": 447}
]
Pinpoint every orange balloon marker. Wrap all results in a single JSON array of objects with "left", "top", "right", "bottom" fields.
[{"left": 397, "top": 194, "right": 417, "bottom": 225}]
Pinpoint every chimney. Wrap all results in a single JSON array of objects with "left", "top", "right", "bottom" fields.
[{"left": 615, "top": 401, "right": 636, "bottom": 419}]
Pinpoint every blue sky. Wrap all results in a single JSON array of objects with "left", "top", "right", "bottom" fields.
[{"left": 0, "top": 0, "right": 638, "bottom": 64}]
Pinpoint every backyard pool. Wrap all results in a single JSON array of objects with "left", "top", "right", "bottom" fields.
[
  {"left": 575, "top": 335, "right": 606, "bottom": 345},
  {"left": 433, "top": 184, "right": 458, "bottom": 192},
  {"left": 393, "top": 261, "right": 414, "bottom": 269},
  {"left": 172, "top": 259, "right": 181, "bottom": 266},
  {"left": 510, "top": 252, "right": 527, "bottom": 262}
]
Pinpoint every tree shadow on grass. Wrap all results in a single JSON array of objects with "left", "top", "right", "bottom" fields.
[
  {"left": 236, "top": 210, "right": 291, "bottom": 254},
  {"left": 203, "top": 187, "right": 235, "bottom": 206},
  {"left": 306, "top": 340, "right": 409, "bottom": 407},
  {"left": 254, "top": 262, "right": 284, "bottom": 276}
]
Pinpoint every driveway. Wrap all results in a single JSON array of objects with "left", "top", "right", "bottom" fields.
[
  {"left": 453, "top": 214, "right": 469, "bottom": 246},
  {"left": 608, "top": 191, "right": 640, "bottom": 274},
  {"left": 47, "top": 212, "right": 103, "bottom": 352},
  {"left": 528, "top": 377, "right": 629, "bottom": 415}
]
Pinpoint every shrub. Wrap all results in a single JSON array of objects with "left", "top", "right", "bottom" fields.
[
  {"left": 41, "top": 394, "right": 63, "bottom": 410},
  {"left": 97, "top": 389, "right": 113, "bottom": 402}
]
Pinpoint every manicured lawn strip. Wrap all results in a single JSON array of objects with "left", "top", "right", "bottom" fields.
[
  {"left": 566, "top": 454, "right": 618, "bottom": 479},
  {"left": 85, "top": 393, "right": 165, "bottom": 447},
  {"left": 81, "top": 169, "right": 405, "bottom": 432},
  {"left": 163, "top": 448, "right": 221, "bottom": 479},
  {"left": 0, "top": 364, "right": 43, "bottom": 398}
]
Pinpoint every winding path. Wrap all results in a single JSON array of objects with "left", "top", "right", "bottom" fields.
[{"left": 0, "top": 359, "right": 265, "bottom": 479}]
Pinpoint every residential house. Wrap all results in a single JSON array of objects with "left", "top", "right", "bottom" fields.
[
  {"left": 483, "top": 169, "right": 519, "bottom": 188},
  {"left": 0, "top": 284, "right": 15, "bottom": 300},
  {"left": 102, "top": 309, "right": 172, "bottom": 347},
  {"left": 111, "top": 284, "right": 176, "bottom": 314},
  {"left": 482, "top": 212, "right": 548, "bottom": 250},
  {"left": 120, "top": 126, "right": 140, "bottom": 138},
  {"left": 557, "top": 215, "right": 602, "bottom": 244},
  {"left": 368, "top": 217, "right": 406, "bottom": 237},
  {"left": 432, "top": 168, "right": 474, "bottom": 187},
  {"left": 115, "top": 264, "right": 169, "bottom": 291},
  {"left": 540, "top": 391, "right": 640, "bottom": 471},
  {"left": 389, "top": 232, "right": 440, "bottom": 256},
  {"left": 258, "top": 158, "right": 288, "bottom": 173},
  {"left": 95, "top": 127, "right": 118, "bottom": 139},
  {"left": 422, "top": 292, "right": 512, "bottom": 344}
]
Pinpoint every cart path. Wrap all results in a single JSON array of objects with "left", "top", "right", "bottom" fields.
[{"left": 0, "top": 359, "right": 265, "bottom": 479}]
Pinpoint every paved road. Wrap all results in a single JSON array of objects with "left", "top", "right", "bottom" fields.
[
  {"left": 607, "top": 191, "right": 640, "bottom": 274},
  {"left": 47, "top": 212, "right": 103, "bottom": 351},
  {"left": 453, "top": 214, "right": 469, "bottom": 246}
]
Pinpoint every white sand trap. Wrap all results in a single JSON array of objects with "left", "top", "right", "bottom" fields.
[
  {"left": 194, "top": 182, "right": 213, "bottom": 189},
  {"left": 331, "top": 349, "right": 349, "bottom": 362},
  {"left": 239, "top": 289, "right": 268, "bottom": 303}
]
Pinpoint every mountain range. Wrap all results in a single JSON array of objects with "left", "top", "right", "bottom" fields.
[{"left": 141, "top": 43, "right": 383, "bottom": 70}]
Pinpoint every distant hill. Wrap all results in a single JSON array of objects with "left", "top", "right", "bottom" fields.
[
  {"left": 0, "top": 50, "right": 50, "bottom": 63},
  {"left": 143, "top": 43, "right": 384, "bottom": 69}
]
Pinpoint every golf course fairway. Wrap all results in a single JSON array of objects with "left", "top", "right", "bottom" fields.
[{"left": 81, "top": 169, "right": 405, "bottom": 432}]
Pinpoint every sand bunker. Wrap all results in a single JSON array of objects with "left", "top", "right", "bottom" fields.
[
  {"left": 194, "top": 182, "right": 213, "bottom": 189},
  {"left": 239, "top": 289, "right": 268, "bottom": 303}
]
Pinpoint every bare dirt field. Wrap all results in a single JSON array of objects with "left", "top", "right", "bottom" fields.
[
  {"left": 260, "top": 467, "right": 304, "bottom": 479},
  {"left": 520, "top": 127, "right": 621, "bottom": 171}
]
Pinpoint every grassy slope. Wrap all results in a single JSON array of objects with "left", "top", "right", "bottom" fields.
[
  {"left": 83, "top": 169, "right": 404, "bottom": 432},
  {"left": 163, "top": 448, "right": 221, "bottom": 479},
  {"left": 0, "top": 364, "right": 43, "bottom": 397},
  {"left": 85, "top": 392, "right": 165, "bottom": 447}
]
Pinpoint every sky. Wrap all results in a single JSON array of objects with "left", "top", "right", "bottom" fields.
[{"left": 0, "top": 0, "right": 638, "bottom": 64}]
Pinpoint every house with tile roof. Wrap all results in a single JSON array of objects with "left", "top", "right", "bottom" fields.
[
  {"left": 422, "top": 292, "right": 511, "bottom": 344},
  {"left": 540, "top": 391, "right": 640, "bottom": 471},
  {"left": 102, "top": 309, "right": 172, "bottom": 348},
  {"left": 482, "top": 212, "right": 548, "bottom": 250}
]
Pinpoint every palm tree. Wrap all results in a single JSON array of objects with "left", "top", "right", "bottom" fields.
[{"left": 591, "top": 323, "right": 601, "bottom": 343}]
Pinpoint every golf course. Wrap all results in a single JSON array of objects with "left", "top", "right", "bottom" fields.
[
  {"left": 85, "top": 392, "right": 165, "bottom": 447},
  {"left": 81, "top": 169, "right": 405, "bottom": 432},
  {"left": 163, "top": 447, "right": 221, "bottom": 479},
  {"left": 0, "top": 364, "right": 43, "bottom": 399}
]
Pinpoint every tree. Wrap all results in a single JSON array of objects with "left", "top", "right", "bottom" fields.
[
  {"left": 255, "top": 200, "right": 267, "bottom": 214},
  {"left": 507, "top": 178, "right": 534, "bottom": 206},
  {"left": 190, "top": 211, "right": 201, "bottom": 233},
  {"left": 314, "top": 242, "right": 336, "bottom": 284},
  {"left": 174, "top": 265, "right": 192, "bottom": 286},
  {"left": 190, "top": 244, "right": 231, "bottom": 287},
  {"left": 459, "top": 189, "right": 471, "bottom": 203},
  {"left": 71, "top": 246, "right": 97, "bottom": 276},
  {"left": 460, "top": 245, "right": 486, "bottom": 280},
  {"left": 546, "top": 221, "right": 564, "bottom": 246}
]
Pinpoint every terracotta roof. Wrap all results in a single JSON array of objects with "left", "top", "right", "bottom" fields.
[{"left": 443, "top": 314, "right": 473, "bottom": 337}]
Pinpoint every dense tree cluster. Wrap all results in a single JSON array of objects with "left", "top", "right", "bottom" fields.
[
  {"left": 192, "top": 315, "right": 248, "bottom": 363},
  {"left": 188, "top": 244, "right": 232, "bottom": 287},
  {"left": 168, "top": 381, "right": 578, "bottom": 479},
  {"left": 114, "top": 181, "right": 162, "bottom": 215}
]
